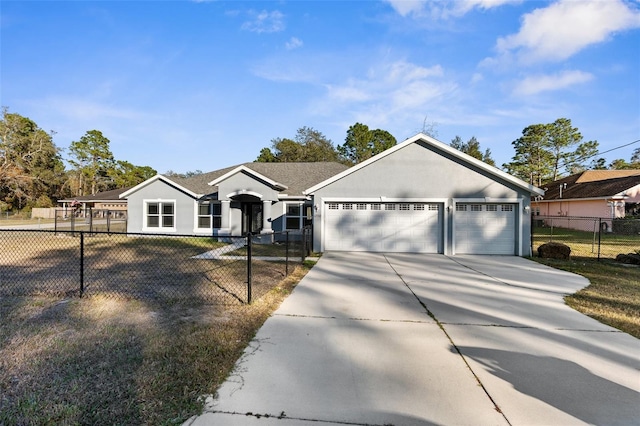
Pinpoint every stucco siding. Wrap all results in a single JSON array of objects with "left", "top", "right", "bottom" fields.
[
  {"left": 311, "top": 141, "right": 533, "bottom": 255},
  {"left": 126, "top": 180, "right": 196, "bottom": 234},
  {"left": 216, "top": 172, "right": 280, "bottom": 201},
  {"left": 313, "top": 142, "right": 521, "bottom": 200}
]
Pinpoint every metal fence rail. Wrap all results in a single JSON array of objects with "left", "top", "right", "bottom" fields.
[
  {"left": 532, "top": 216, "right": 640, "bottom": 260},
  {"left": 0, "top": 228, "right": 311, "bottom": 304},
  {"left": 54, "top": 208, "right": 128, "bottom": 234}
]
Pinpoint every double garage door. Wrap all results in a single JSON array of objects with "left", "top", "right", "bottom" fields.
[
  {"left": 324, "top": 202, "right": 442, "bottom": 253},
  {"left": 323, "top": 201, "right": 516, "bottom": 255}
]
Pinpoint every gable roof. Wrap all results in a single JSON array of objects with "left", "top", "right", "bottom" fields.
[
  {"left": 539, "top": 170, "right": 640, "bottom": 201},
  {"left": 119, "top": 175, "right": 201, "bottom": 199},
  {"left": 59, "top": 187, "right": 132, "bottom": 203},
  {"left": 208, "top": 165, "right": 288, "bottom": 190},
  {"left": 121, "top": 162, "right": 349, "bottom": 199},
  {"left": 304, "top": 133, "right": 544, "bottom": 196}
]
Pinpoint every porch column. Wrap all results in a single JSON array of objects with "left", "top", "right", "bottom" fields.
[
  {"left": 261, "top": 200, "right": 273, "bottom": 234},
  {"left": 221, "top": 200, "right": 231, "bottom": 229}
]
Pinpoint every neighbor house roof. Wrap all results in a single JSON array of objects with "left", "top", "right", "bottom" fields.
[
  {"left": 304, "top": 133, "right": 545, "bottom": 196},
  {"left": 538, "top": 170, "right": 640, "bottom": 201},
  {"left": 59, "top": 187, "right": 132, "bottom": 203},
  {"left": 121, "top": 162, "right": 349, "bottom": 199}
]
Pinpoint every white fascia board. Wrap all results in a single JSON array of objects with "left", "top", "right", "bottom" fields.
[
  {"left": 207, "top": 165, "right": 288, "bottom": 190},
  {"left": 304, "top": 133, "right": 545, "bottom": 196},
  {"left": 278, "top": 194, "right": 311, "bottom": 200},
  {"left": 119, "top": 174, "right": 200, "bottom": 199},
  {"left": 535, "top": 196, "right": 626, "bottom": 203}
]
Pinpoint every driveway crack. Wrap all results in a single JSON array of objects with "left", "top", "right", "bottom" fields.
[{"left": 383, "top": 254, "right": 513, "bottom": 426}]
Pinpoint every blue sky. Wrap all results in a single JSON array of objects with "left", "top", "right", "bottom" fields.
[{"left": 2, "top": 0, "right": 639, "bottom": 175}]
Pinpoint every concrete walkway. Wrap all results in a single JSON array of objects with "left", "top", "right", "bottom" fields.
[{"left": 186, "top": 252, "right": 640, "bottom": 426}]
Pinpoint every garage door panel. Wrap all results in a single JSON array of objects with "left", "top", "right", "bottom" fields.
[
  {"left": 455, "top": 204, "right": 516, "bottom": 255},
  {"left": 324, "top": 202, "right": 442, "bottom": 253}
]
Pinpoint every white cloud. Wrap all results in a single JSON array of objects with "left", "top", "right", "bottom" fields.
[
  {"left": 384, "top": 0, "right": 426, "bottom": 17},
  {"left": 513, "top": 70, "right": 594, "bottom": 96},
  {"left": 285, "top": 37, "right": 303, "bottom": 50},
  {"left": 384, "top": 0, "right": 518, "bottom": 18},
  {"left": 497, "top": 0, "right": 640, "bottom": 63},
  {"left": 319, "top": 60, "right": 456, "bottom": 127},
  {"left": 450, "top": 0, "right": 522, "bottom": 16},
  {"left": 241, "top": 10, "right": 285, "bottom": 33}
]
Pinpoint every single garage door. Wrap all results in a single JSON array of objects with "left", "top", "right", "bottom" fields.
[
  {"left": 324, "top": 202, "right": 442, "bottom": 253},
  {"left": 454, "top": 203, "right": 516, "bottom": 255}
]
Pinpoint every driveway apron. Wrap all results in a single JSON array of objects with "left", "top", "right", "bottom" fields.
[{"left": 186, "top": 253, "right": 640, "bottom": 426}]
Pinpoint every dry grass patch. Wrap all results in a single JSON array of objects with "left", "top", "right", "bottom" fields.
[
  {"left": 0, "top": 262, "right": 314, "bottom": 425},
  {"left": 532, "top": 257, "right": 640, "bottom": 338}
]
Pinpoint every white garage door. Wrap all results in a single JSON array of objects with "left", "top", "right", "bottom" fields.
[
  {"left": 454, "top": 203, "right": 516, "bottom": 255},
  {"left": 324, "top": 202, "right": 442, "bottom": 253}
]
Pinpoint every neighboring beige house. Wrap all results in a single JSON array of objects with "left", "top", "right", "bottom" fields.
[
  {"left": 57, "top": 187, "right": 131, "bottom": 218},
  {"left": 533, "top": 170, "right": 640, "bottom": 231}
]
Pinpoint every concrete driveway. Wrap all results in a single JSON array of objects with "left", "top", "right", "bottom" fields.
[{"left": 186, "top": 252, "right": 640, "bottom": 426}]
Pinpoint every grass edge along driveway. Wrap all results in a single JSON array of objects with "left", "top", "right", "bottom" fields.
[
  {"left": 532, "top": 257, "right": 640, "bottom": 339},
  {"left": 2, "top": 256, "right": 638, "bottom": 425}
]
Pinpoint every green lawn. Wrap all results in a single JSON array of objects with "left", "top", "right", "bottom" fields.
[{"left": 533, "top": 226, "right": 640, "bottom": 259}]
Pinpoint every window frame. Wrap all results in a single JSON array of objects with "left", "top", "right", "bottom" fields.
[
  {"left": 285, "top": 202, "right": 303, "bottom": 230},
  {"left": 196, "top": 201, "right": 211, "bottom": 229},
  {"left": 143, "top": 200, "right": 176, "bottom": 232}
]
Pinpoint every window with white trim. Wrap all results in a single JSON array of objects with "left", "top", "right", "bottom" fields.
[
  {"left": 428, "top": 204, "right": 439, "bottom": 211},
  {"left": 356, "top": 203, "right": 367, "bottom": 210},
  {"left": 471, "top": 204, "right": 482, "bottom": 212},
  {"left": 456, "top": 204, "right": 467, "bottom": 212},
  {"left": 486, "top": 204, "right": 498, "bottom": 212},
  {"left": 414, "top": 204, "right": 425, "bottom": 211},
  {"left": 399, "top": 203, "right": 410, "bottom": 211},
  {"left": 286, "top": 203, "right": 302, "bottom": 230},
  {"left": 502, "top": 204, "right": 513, "bottom": 212},
  {"left": 343, "top": 203, "right": 353, "bottom": 210},
  {"left": 212, "top": 203, "right": 222, "bottom": 228},
  {"left": 328, "top": 203, "right": 339, "bottom": 210},
  {"left": 146, "top": 201, "right": 175, "bottom": 229},
  {"left": 385, "top": 204, "right": 396, "bottom": 211},
  {"left": 197, "top": 201, "right": 211, "bottom": 229},
  {"left": 371, "top": 203, "right": 381, "bottom": 210}
]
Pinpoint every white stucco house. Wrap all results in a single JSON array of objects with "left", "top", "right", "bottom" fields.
[{"left": 120, "top": 133, "right": 544, "bottom": 256}]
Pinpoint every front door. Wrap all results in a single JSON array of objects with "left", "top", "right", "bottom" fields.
[{"left": 242, "top": 203, "right": 262, "bottom": 235}]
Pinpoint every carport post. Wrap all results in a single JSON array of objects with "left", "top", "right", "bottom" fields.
[
  {"left": 285, "top": 231, "right": 289, "bottom": 276},
  {"left": 247, "top": 233, "right": 252, "bottom": 304}
]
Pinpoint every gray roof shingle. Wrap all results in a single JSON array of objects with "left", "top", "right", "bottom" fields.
[{"left": 171, "top": 162, "right": 350, "bottom": 197}]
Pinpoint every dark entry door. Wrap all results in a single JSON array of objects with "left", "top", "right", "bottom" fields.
[{"left": 242, "top": 203, "right": 262, "bottom": 235}]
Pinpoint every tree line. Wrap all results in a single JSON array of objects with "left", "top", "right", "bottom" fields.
[
  {"left": 0, "top": 108, "right": 156, "bottom": 212},
  {"left": 255, "top": 118, "right": 639, "bottom": 186},
  {"left": 2, "top": 106, "right": 638, "bottom": 213}
]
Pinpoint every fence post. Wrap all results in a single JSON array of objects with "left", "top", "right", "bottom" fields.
[
  {"left": 247, "top": 233, "right": 252, "bottom": 304},
  {"left": 80, "top": 232, "right": 85, "bottom": 297},
  {"left": 597, "top": 218, "right": 602, "bottom": 261},
  {"left": 530, "top": 213, "right": 534, "bottom": 256},
  {"left": 301, "top": 227, "right": 306, "bottom": 263},
  {"left": 285, "top": 231, "right": 289, "bottom": 276}
]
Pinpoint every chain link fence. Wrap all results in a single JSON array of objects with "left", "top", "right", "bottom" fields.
[
  {"left": 0, "top": 228, "right": 311, "bottom": 304},
  {"left": 54, "top": 208, "right": 128, "bottom": 234},
  {"left": 532, "top": 215, "right": 640, "bottom": 260}
]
